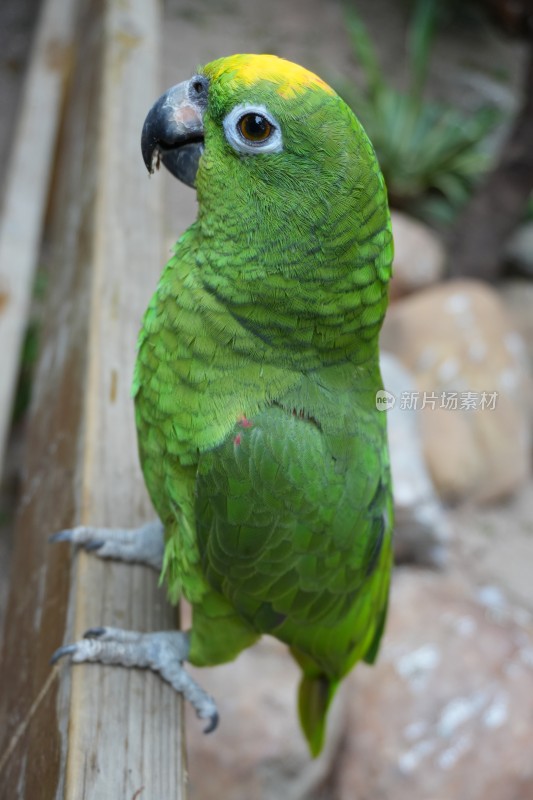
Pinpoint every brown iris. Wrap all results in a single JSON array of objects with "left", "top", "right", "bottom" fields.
[{"left": 238, "top": 113, "right": 272, "bottom": 142}]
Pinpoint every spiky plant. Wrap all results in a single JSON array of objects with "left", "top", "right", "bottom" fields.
[{"left": 337, "top": 0, "right": 500, "bottom": 222}]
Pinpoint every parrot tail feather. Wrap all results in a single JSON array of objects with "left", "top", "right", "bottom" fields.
[{"left": 298, "top": 673, "right": 339, "bottom": 757}]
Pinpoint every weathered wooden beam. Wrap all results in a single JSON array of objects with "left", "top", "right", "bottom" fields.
[
  {"left": 0, "top": 0, "right": 187, "bottom": 797},
  {"left": 0, "top": 0, "right": 76, "bottom": 481}
]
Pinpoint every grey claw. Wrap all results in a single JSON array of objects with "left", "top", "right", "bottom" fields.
[
  {"left": 49, "top": 529, "right": 104, "bottom": 551},
  {"left": 49, "top": 529, "right": 73, "bottom": 543},
  {"left": 203, "top": 711, "right": 219, "bottom": 734},
  {"left": 83, "top": 540, "right": 104, "bottom": 552},
  {"left": 84, "top": 627, "right": 106, "bottom": 639},
  {"left": 50, "top": 644, "right": 78, "bottom": 664}
]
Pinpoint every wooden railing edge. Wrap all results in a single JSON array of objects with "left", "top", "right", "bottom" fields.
[{"left": 0, "top": 1, "right": 187, "bottom": 797}]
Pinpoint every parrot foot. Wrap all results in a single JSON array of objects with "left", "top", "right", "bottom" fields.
[
  {"left": 51, "top": 627, "right": 219, "bottom": 733},
  {"left": 50, "top": 520, "right": 165, "bottom": 570}
]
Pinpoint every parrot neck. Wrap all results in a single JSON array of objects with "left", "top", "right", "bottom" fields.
[{"left": 188, "top": 194, "right": 392, "bottom": 370}]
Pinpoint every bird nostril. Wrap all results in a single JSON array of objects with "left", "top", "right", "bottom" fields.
[{"left": 189, "top": 76, "right": 208, "bottom": 105}]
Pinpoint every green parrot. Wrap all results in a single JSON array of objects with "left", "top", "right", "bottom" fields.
[{"left": 52, "top": 53, "right": 394, "bottom": 758}]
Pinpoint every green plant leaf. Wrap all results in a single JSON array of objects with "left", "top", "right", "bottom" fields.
[
  {"left": 408, "top": 0, "right": 437, "bottom": 102},
  {"left": 339, "top": 0, "right": 503, "bottom": 222},
  {"left": 344, "top": 4, "right": 384, "bottom": 99}
]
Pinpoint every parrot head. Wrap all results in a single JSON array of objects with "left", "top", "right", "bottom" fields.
[
  {"left": 141, "top": 54, "right": 392, "bottom": 365},
  {"left": 142, "top": 53, "right": 375, "bottom": 197}
]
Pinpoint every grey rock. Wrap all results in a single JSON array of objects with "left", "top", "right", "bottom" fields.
[
  {"left": 381, "top": 352, "right": 450, "bottom": 568},
  {"left": 390, "top": 211, "right": 446, "bottom": 301},
  {"left": 505, "top": 221, "right": 533, "bottom": 276}
]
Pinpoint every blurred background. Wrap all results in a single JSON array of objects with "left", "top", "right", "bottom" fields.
[{"left": 0, "top": 0, "right": 532, "bottom": 798}]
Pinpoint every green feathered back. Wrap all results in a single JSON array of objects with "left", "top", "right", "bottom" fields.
[{"left": 133, "top": 54, "right": 393, "bottom": 756}]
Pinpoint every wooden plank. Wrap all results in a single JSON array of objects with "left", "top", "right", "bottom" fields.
[
  {"left": 63, "top": 0, "right": 187, "bottom": 795},
  {"left": 0, "top": 0, "right": 187, "bottom": 797},
  {"left": 0, "top": 0, "right": 77, "bottom": 481}
]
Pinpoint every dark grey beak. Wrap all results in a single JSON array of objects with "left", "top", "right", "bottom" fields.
[{"left": 141, "top": 75, "right": 208, "bottom": 188}]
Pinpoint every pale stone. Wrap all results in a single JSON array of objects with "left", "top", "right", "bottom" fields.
[
  {"left": 381, "top": 280, "right": 532, "bottom": 503},
  {"left": 381, "top": 352, "right": 450, "bottom": 567},
  {"left": 389, "top": 211, "right": 446, "bottom": 301}
]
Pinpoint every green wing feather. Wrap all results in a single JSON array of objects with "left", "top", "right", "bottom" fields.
[{"left": 193, "top": 367, "right": 393, "bottom": 753}]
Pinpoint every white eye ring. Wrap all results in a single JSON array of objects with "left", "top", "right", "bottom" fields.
[{"left": 223, "top": 104, "right": 283, "bottom": 155}]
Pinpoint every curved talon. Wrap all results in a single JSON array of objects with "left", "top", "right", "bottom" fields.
[
  {"left": 202, "top": 711, "right": 219, "bottom": 735},
  {"left": 50, "top": 644, "right": 78, "bottom": 665},
  {"left": 84, "top": 627, "right": 106, "bottom": 639},
  {"left": 49, "top": 529, "right": 74, "bottom": 544},
  {"left": 83, "top": 540, "right": 105, "bottom": 552},
  {"left": 49, "top": 529, "right": 104, "bottom": 552}
]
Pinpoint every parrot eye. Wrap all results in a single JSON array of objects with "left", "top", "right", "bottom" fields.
[
  {"left": 223, "top": 104, "right": 283, "bottom": 155},
  {"left": 238, "top": 113, "right": 273, "bottom": 143}
]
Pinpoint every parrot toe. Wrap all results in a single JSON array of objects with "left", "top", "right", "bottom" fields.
[
  {"left": 50, "top": 520, "right": 165, "bottom": 569},
  {"left": 51, "top": 627, "right": 219, "bottom": 731}
]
